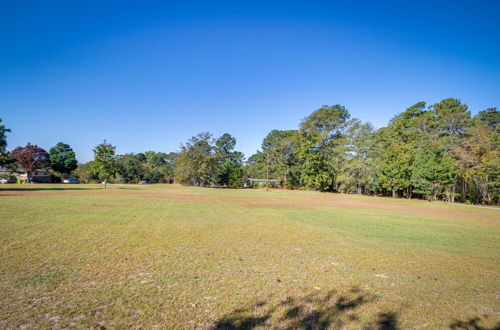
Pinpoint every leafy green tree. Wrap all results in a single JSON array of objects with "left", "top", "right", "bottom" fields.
[
  {"left": 214, "top": 133, "right": 244, "bottom": 187},
  {"left": 411, "top": 145, "right": 457, "bottom": 200},
  {"left": 477, "top": 107, "right": 499, "bottom": 131},
  {"left": 49, "top": 142, "right": 78, "bottom": 179},
  {"left": 215, "top": 133, "right": 236, "bottom": 156},
  {"left": 373, "top": 102, "right": 437, "bottom": 198},
  {"left": 261, "top": 130, "right": 300, "bottom": 188},
  {"left": 90, "top": 140, "right": 117, "bottom": 189},
  {"left": 75, "top": 163, "right": 93, "bottom": 184},
  {"left": 245, "top": 151, "right": 267, "bottom": 179},
  {"left": 295, "top": 131, "right": 330, "bottom": 191},
  {"left": 116, "top": 153, "right": 145, "bottom": 183},
  {"left": 377, "top": 140, "right": 413, "bottom": 198},
  {"left": 175, "top": 132, "right": 217, "bottom": 186},
  {"left": 450, "top": 122, "right": 499, "bottom": 204},
  {"left": 299, "top": 105, "right": 350, "bottom": 142},
  {"left": 431, "top": 98, "right": 471, "bottom": 149},
  {"left": 387, "top": 102, "right": 432, "bottom": 145},
  {"left": 0, "top": 118, "right": 15, "bottom": 169},
  {"left": 115, "top": 151, "right": 176, "bottom": 183},
  {"left": 298, "top": 105, "right": 351, "bottom": 191},
  {"left": 175, "top": 132, "right": 244, "bottom": 187},
  {"left": 337, "top": 120, "right": 376, "bottom": 194},
  {"left": 141, "top": 151, "right": 168, "bottom": 182},
  {"left": 164, "top": 152, "right": 178, "bottom": 183},
  {"left": 218, "top": 159, "right": 244, "bottom": 187}
]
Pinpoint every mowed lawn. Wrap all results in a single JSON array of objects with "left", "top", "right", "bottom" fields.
[{"left": 1, "top": 185, "right": 499, "bottom": 329}]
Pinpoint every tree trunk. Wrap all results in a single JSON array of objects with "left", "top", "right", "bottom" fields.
[
  {"left": 266, "top": 153, "right": 269, "bottom": 191},
  {"left": 26, "top": 171, "right": 31, "bottom": 183},
  {"left": 462, "top": 180, "right": 467, "bottom": 202},
  {"left": 392, "top": 189, "right": 397, "bottom": 198},
  {"left": 481, "top": 182, "right": 488, "bottom": 204}
]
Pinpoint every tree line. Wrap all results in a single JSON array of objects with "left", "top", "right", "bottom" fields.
[
  {"left": 0, "top": 134, "right": 178, "bottom": 186},
  {"left": 1, "top": 97, "right": 498, "bottom": 203},
  {"left": 247, "top": 99, "right": 498, "bottom": 204}
]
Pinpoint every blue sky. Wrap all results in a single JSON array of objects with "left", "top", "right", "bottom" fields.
[{"left": 1, "top": 0, "right": 499, "bottom": 162}]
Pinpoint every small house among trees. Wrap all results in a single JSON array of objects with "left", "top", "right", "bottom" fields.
[{"left": 17, "top": 168, "right": 52, "bottom": 183}]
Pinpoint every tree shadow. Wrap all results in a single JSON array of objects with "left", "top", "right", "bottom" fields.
[
  {"left": 0, "top": 187, "right": 97, "bottom": 191},
  {"left": 212, "top": 287, "right": 399, "bottom": 329},
  {"left": 450, "top": 317, "right": 500, "bottom": 330}
]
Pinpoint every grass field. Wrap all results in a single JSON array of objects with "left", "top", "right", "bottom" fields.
[{"left": 1, "top": 184, "right": 499, "bottom": 329}]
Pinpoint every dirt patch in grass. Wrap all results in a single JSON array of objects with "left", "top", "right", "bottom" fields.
[{"left": 126, "top": 188, "right": 499, "bottom": 225}]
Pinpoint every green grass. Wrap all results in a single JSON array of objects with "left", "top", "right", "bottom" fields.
[{"left": 0, "top": 184, "right": 499, "bottom": 329}]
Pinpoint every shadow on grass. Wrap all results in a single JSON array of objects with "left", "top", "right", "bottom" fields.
[
  {"left": 450, "top": 317, "right": 500, "bottom": 330},
  {"left": 212, "top": 287, "right": 399, "bottom": 329},
  {"left": 0, "top": 187, "right": 97, "bottom": 191}
]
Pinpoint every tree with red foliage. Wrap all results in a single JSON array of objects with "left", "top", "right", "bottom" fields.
[{"left": 11, "top": 143, "right": 49, "bottom": 183}]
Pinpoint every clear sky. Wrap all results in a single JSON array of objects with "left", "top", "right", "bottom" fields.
[{"left": 1, "top": 0, "right": 499, "bottom": 162}]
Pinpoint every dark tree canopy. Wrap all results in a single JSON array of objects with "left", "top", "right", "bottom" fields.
[
  {"left": 215, "top": 133, "right": 236, "bottom": 155},
  {"left": 0, "top": 118, "right": 15, "bottom": 168},
  {"left": 477, "top": 107, "right": 499, "bottom": 130},
  {"left": 261, "top": 129, "right": 300, "bottom": 188},
  {"left": 300, "top": 104, "right": 350, "bottom": 141},
  {"left": 431, "top": 98, "right": 471, "bottom": 141},
  {"left": 49, "top": 142, "right": 78, "bottom": 177},
  {"left": 115, "top": 151, "right": 175, "bottom": 183},
  {"left": 11, "top": 143, "right": 49, "bottom": 182}
]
